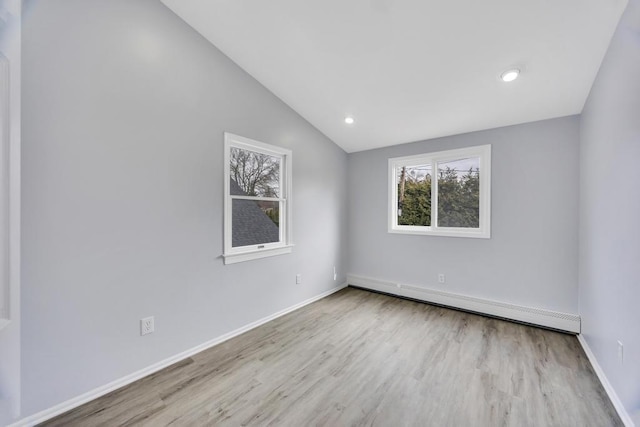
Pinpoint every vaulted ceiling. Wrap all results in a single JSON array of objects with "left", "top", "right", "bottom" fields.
[{"left": 162, "top": 0, "right": 627, "bottom": 152}]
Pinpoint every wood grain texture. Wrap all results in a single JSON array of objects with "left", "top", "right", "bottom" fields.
[{"left": 40, "top": 287, "right": 622, "bottom": 427}]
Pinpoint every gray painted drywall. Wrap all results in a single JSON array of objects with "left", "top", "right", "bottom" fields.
[
  {"left": 0, "top": 0, "right": 20, "bottom": 424},
  {"left": 21, "top": 0, "right": 347, "bottom": 418},
  {"left": 348, "top": 116, "right": 580, "bottom": 313},
  {"left": 579, "top": 0, "right": 640, "bottom": 422}
]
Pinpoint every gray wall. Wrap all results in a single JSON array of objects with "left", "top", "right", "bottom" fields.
[
  {"left": 579, "top": 0, "right": 640, "bottom": 422},
  {"left": 21, "top": 0, "right": 347, "bottom": 418},
  {"left": 18, "top": 0, "right": 639, "bottom": 423},
  {"left": 348, "top": 117, "right": 580, "bottom": 314},
  {"left": 0, "top": 0, "right": 21, "bottom": 423}
]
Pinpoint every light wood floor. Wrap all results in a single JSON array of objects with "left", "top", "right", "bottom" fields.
[{"left": 41, "top": 287, "right": 622, "bottom": 426}]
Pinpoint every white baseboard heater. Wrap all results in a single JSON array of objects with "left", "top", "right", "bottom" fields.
[{"left": 347, "top": 274, "right": 580, "bottom": 333}]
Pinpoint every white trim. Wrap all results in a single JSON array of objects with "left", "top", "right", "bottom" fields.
[
  {"left": 577, "top": 335, "right": 635, "bottom": 427},
  {"left": 347, "top": 274, "right": 580, "bottom": 333},
  {"left": 230, "top": 195, "right": 285, "bottom": 202},
  {"left": 223, "top": 132, "right": 293, "bottom": 264},
  {"left": 387, "top": 225, "right": 490, "bottom": 239},
  {"left": 0, "top": 53, "right": 9, "bottom": 326},
  {"left": 10, "top": 283, "right": 347, "bottom": 427},
  {"left": 222, "top": 244, "right": 294, "bottom": 264},
  {"left": 388, "top": 144, "right": 491, "bottom": 239}
]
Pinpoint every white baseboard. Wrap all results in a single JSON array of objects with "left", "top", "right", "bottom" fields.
[
  {"left": 577, "top": 334, "right": 635, "bottom": 427},
  {"left": 10, "top": 283, "right": 347, "bottom": 427},
  {"left": 347, "top": 274, "right": 581, "bottom": 333}
]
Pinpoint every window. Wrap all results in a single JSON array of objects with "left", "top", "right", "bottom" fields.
[
  {"left": 223, "top": 133, "right": 293, "bottom": 264},
  {"left": 388, "top": 145, "right": 491, "bottom": 238}
]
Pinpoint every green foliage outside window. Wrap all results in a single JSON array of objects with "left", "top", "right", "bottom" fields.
[
  {"left": 265, "top": 207, "right": 280, "bottom": 226},
  {"left": 398, "top": 167, "right": 480, "bottom": 228},
  {"left": 398, "top": 176, "right": 432, "bottom": 226}
]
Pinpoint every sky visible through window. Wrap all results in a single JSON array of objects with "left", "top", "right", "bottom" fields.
[{"left": 398, "top": 157, "right": 479, "bottom": 182}]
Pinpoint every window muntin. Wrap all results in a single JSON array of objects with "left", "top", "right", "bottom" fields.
[
  {"left": 224, "top": 133, "right": 292, "bottom": 264},
  {"left": 389, "top": 145, "right": 490, "bottom": 238}
]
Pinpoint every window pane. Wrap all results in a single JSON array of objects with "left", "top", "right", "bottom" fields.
[
  {"left": 232, "top": 199, "right": 280, "bottom": 247},
  {"left": 230, "top": 147, "right": 280, "bottom": 197},
  {"left": 397, "top": 164, "right": 431, "bottom": 226},
  {"left": 437, "top": 157, "right": 480, "bottom": 228}
]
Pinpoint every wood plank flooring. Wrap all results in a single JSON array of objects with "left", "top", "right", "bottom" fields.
[{"left": 41, "top": 287, "right": 622, "bottom": 426}]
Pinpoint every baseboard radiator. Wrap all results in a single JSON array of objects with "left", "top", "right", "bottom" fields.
[{"left": 347, "top": 274, "right": 580, "bottom": 333}]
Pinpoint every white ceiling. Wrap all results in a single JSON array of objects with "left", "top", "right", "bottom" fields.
[{"left": 161, "top": 0, "right": 627, "bottom": 153}]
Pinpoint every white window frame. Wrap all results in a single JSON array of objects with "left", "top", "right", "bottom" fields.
[
  {"left": 0, "top": 54, "right": 9, "bottom": 327},
  {"left": 223, "top": 132, "right": 293, "bottom": 264},
  {"left": 388, "top": 144, "right": 491, "bottom": 239}
]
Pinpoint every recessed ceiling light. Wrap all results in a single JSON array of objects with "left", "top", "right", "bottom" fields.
[
  {"left": 501, "top": 69, "right": 520, "bottom": 82},
  {"left": 344, "top": 116, "right": 355, "bottom": 124}
]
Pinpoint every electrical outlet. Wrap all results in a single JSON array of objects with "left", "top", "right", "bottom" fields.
[
  {"left": 141, "top": 316, "right": 154, "bottom": 336},
  {"left": 617, "top": 341, "right": 624, "bottom": 364},
  {"left": 296, "top": 274, "right": 302, "bottom": 284},
  {"left": 438, "top": 273, "right": 446, "bottom": 284},
  {"left": 333, "top": 266, "right": 337, "bottom": 281}
]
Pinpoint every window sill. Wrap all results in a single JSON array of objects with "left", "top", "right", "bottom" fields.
[
  {"left": 389, "top": 227, "right": 490, "bottom": 239},
  {"left": 223, "top": 244, "right": 294, "bottom": 265}
]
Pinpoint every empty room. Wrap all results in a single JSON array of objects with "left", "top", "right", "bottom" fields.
[{"left": 1, "top": 0, "right": 639, "bottom": 425}]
